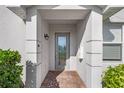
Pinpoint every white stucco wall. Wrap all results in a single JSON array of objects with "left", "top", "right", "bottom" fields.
[
  {"left": 26, "top": 7, "right": 37, "bottom": 63},
  {"left": 36, "top": 11, "right": 43, "bottom": 88},
  {"left": 87, "top": 11, "right": 102, "bottom": 88},
  {"left": 76, "top": 11, "right": 103, "bottom": 88},
  {"left": 76, "top": 13, "right": 93, "bottom": 87},
  {"left": 49, "top": 24, "right": 77, "bottom": 70},
  {"left": 76, "top": 18, "right": 89, "bottom": 84},
  {"left": 38, "top": 12, "right": 49, "bottom": 86},
  {"left": 26, "top": 8, "right": 49, "bottom": 87},
  {"left": 0, "top": 6, "right": 26, "bottom": 83}
]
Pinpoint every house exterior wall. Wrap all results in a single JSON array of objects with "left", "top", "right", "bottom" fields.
[
  {"left": 88, "top": 11, "right": 102, "bottom": 88},
  {"left": 26, "top": 8, "right": 50, "bottom": 87},
  {"left": 49, "top": 24, "right": 77, "bottom": 70},
  {"left": 25, "top": 6, "right": 64, "bottom": 88},
  {"left": 26, "top": 8, "right": 37, "bottom": 63},
  {"left": 76, "top": 11, "right": 102, "bottom": 88},
  {"left": 76, "top": 16, "right": 90, "bottom": 85},
  {"left": 37, "top": 11, "right": 49, "bottom": 87},
  {"left": 1, "top": 5, "right": 104, "bottom": 88},
  {"left": 2, "top": 5, "right": 124, "bottom": 88},
  {"left": 0, "top": 6, "right": 26, "bottom": 83},
  {"left": 25, "top": 6, "right": 103, "bottom": 88},
  {"left": 25, "top": 8, "right": 38, "bottom": 87}
]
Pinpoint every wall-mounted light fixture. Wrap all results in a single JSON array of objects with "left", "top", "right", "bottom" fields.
[{"left": 44, "top": 34, "right": 49, "bottom": 40}]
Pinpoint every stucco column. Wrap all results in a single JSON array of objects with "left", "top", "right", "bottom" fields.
[
  {"left": 25, "top": 9, "right": 43, "bottom": 88},
  {"left": 25, "top": 15, "right": 37, "bottom": 63},
  {"left": 25, "top": 9, "right": 38, "bottom": 87},
  {"left": 122, "top": 25, "right": 124, "bottom": 63},
  {"left": 86, "top": 11, "right": 103, "bottom": 88}
]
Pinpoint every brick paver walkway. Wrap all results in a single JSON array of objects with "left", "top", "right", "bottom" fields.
[{"left": 41, "top": 71, "right": 86, "bottom": 88}]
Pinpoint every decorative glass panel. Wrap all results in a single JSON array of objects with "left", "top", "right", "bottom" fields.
[{"left": 58, "top": 36, "right": 66, "bottom": 65}]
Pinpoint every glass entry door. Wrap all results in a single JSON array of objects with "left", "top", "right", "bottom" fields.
[{"left": 55, "top": 33, "right": 70, "bottom": 70}]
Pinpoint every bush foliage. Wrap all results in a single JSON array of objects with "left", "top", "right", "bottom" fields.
[
  {"left": 102, "top": 64, "right": 124, "bottom": 88},
  {"left": 0, "top": 49, "right": 23, "bottom": 88}
]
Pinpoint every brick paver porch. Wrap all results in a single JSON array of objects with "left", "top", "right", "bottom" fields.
[{"left": 41, "top": 71, "right": 86, "bottom": 88}]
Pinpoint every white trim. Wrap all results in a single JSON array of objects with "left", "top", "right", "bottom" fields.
[{"left": 103, "top": 42, "right": 122, "bottom": 44}]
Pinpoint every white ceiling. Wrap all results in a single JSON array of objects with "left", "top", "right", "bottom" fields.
[
  {"left": 40, "top": 9, "right": 90, "bottom": 20},
  {"left": 47, "top": 20, "right": 81, "bottom": 25}
]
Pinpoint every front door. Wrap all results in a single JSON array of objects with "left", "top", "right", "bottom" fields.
[{"left": 55, "top": 33, "right": 70, "bottom": 70}]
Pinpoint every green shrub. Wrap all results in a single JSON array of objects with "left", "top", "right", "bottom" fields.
[
  {"left": 0, "top": 49, "right": 23, "bottom": 88},
  {"left": 102, "top": 64, "right": 124, "bottom": 88}
]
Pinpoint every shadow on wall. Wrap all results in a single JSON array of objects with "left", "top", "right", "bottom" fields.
[{"left": 75, "top": 11, "right": 91, "bottom": 56}]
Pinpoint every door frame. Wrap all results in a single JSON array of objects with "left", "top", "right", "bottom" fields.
[{"left": 55, "top": 32, "right": 70, "bottom": 70}]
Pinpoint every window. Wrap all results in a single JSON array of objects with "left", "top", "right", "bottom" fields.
[
  {"left": 103, "top": 44, "right": 122, "bottom": 61},
  {"left": 103, "top": 22, "right": 122, "bottom": 61}
]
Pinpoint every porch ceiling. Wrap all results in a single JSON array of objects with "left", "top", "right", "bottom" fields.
[
  {"left": 47, "top": 20, "right": 80, "bottom": 25},
  {"left": 39, "top": 9, "right": 90, "bottom": 20}
]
